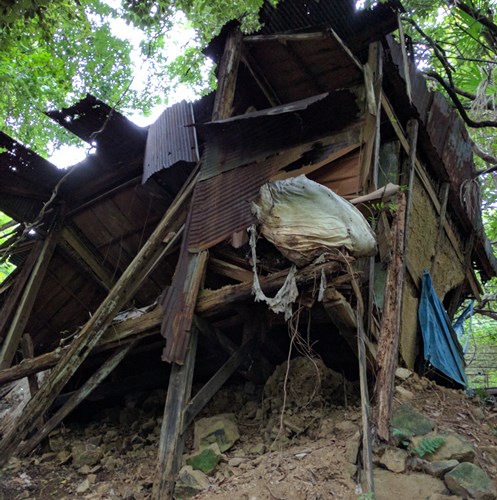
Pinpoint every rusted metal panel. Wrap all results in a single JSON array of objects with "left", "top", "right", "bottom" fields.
[
  {"left": 46, "top": 94, "right": 147, "bottom": 158},
  {"left": 142, "top": 101, "right": 199, "bottom": 184},
  {"left": 201, "top": 90, "right": 362, "bottom": 181},
  {"left": 258, "top": 0, "right": 400, "bottom": 52},
  {"left": 426, "top": 92, "right": 454, "bottom": 161}
]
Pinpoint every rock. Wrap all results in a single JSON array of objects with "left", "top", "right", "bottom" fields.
[
  {"left": 412, "top": 432, "right": 475, "bottom": 463},
  {"left": 444, "top": 462, "right": 496, "bottom": 500},
  {"left": 423, "top": 459, "right": 459, "bottom": 478},
  {"left": 335, "top": 420, "right": 359, "bottom": 433},
  {"left": 379, "top": 447, "right": 408, "bottom": 473},
  {"left": 345, "top": 431, "right": 361, "bottom": 464},
  {"left": 481, "top": 445, "right": 497, "bottom": 466},
  {"left": 174, "top": 465, "right": 210, "bottom": 499},
  {"left": 345, "top": 463, "right": 357, "bottom": 479},
  {"left": 71, "top": 443, "right": 103, "bottom": 468},
  {"left": 76, "top": 478, "right": 90, "bottom": 494},
  {"left": 395, "top": 386, "right": 415, "bottom": 401},
  {"left": 194, "top": 414, "right": 240, "bottom": 453},
  {"left": 186, "top": 443, "right": 222, "bottom": 475},
  {"left": 49, "top": 432, "right": 68, "bottom": 452},
  {"left": 119, "top": 406, "right": 141, "bottom": 427},
  {"left": 374, "top": 468, "right": 447, "bottom": 500},
  {"left": 391, "top": 404, "right": 435, "bottom": 440},
  {"left": 228, "top": 458, "right": 244, "bottom": 467},
  {"left": 395, "top": 368, "right": 413, "bottom": 381},
  {"left": 248, "top": 443, "right": 266, "bottom": 455}
]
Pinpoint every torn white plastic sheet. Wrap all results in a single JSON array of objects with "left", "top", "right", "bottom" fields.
[
  {"left": 252, "top": 175, "right": 377, "bottom": 266},
  {"left": 249, "top": 225, "right": 298, "bottom": 321}
]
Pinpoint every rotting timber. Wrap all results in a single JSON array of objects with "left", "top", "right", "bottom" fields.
[{"left": 0, "top": 0, "right": 496, "bottom": 498}]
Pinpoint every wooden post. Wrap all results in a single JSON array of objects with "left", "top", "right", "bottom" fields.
[
  {"left": 20, "top": 334, "right": 40, "bottom": 398},
  {"left": 0, "top": 172, "right": 197, "bottom": 467},
  {"left": 18, "top": 342, "right": 135, "bottom": 457},
  {"left": 183, "top": 338, "right": 254, "bottom": 431},
  {"left": 0, "top": 226, "right": 60, "bottom": 370},
  {"left": 152, "top": 329, "right": 198, "bottom": 500},
  {"left": 350, "top": 275, "right": 375, "bottom": 496},
  {"left": 374, "top": 192, "right": 407, "bottom": 442},
  {"left": 0, "top": 240, "right": 43, "bottom": 340},
  {"left": 212, "top": 28, "right": 242, "bottom": 121},
  {"left": 403, "top": 119, "right": 419, "bottom": 252}
]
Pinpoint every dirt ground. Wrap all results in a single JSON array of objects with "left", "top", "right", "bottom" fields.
[{"left": 1, "top": 359, "right": 497, "bottom": 500}]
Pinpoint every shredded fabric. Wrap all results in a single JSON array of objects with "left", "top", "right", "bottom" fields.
[
  {"left": 249, "top": 225, "right": 298, "bottom": 321},
  {"left": 318, "top": 268, "right": 327, "bottom": 302}
]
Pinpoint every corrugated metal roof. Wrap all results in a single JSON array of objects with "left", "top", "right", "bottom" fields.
[
  {"left": 46, "top": 94, "right": 147, "bottom": 159},
  {"left": 258, "top": 0, "right": 400, "bottom": 51},
  {"left": 142, "top": 101, "right": 199, "bottom": 184},
  {"left": 201, "top": 90, "right": 362, "bottom": 180},
  {"left": 0, "top": 132, "right": 65, "bottom": 222}
]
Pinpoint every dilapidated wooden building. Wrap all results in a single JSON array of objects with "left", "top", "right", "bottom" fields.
[{"left": 1, "top": 0, "right": 496, "bottom": 496}]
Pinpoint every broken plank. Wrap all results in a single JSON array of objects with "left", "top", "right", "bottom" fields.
[
  {"left": 20, "top": 334, "right": 40, "bottom": 398},
  {"left": 374, "top": 192, "right": 407, "bottom": 442},
  {"left": 0, "top": 167, "right": 199, "bottom": 466},
  {"left": 209, "top": 257, "right": 254, "bottom": 283},
  {"left": 18, "top": 341, "right": 136, "bottom": 457},
  {"left": 153, "top": 329, "right": 198, "bottom": 500},
  {"left": 196, "top": 260, "right": 341, "bottom": 317},
  {"left": 0, "top": 226, "right": 60, "bottom": 370},
  {"left": 183, "top": 338, "right": 254, "bottom": 431}
]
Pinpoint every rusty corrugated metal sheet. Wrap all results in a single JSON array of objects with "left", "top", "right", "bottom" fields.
[
  {"left": 187, "top": 128, "right": 362, "bottom": 252},
  {"left": 142, "top": 101, "right": 199, "bottom": 184},
  {"left": 258, "top": 0, "right": 400, "bottom": 51},
  {"left": 201, "top": 90, "right": 361, "bottom": 181}
]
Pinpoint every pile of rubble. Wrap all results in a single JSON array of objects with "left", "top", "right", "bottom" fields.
[{"left": 1, "top": 358, "right": 497, "bottom": 499}]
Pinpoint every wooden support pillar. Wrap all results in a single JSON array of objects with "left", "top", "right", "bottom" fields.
[
  {"left": 20, "top": 334, "right": 40, "bottom": 398},
  {"left": 153, "top": 329, "right": 198, "bottom": 500},
  {"left": 374, "top": 192, "right": 407, "bottom": 442},
  {"left": 0, "top": 226, "right": 60, "bottom": 370},
  {"left": 183, "top": 338, "right": 254, "bottom": 431},
  {"left": 0, "top": 172, "right": 197, "bottom": 467},
  {"left": 403, "top": 119, "right": 419, "bottom": 251},
  {"left": 0, "top": 240, "right": 43, "bottom": 341},
  {"left": 212, "top": 27, "right": 242, "bottom": 121},
  {"left": 18, "top": 341, "right": 135, "bottom": 457}
]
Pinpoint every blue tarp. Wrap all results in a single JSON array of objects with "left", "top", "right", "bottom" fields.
[{"left": 418, "top": 271, "right": 467, "bottom": 387}]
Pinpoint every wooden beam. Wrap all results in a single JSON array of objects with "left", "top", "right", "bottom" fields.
[
  {"left": 241, "top": 48, "right": 281, "bottom": 107},
  {"left": 0, "top": 226, "right": 60, "bottom": 370},
  {"left": 0, "top": 240, "right": 43, "bottom": 340},
  {"left": 153, "top": 329, "right": 198, "bottom": 500},
  {"left": 403, "top": 118, "right": 419, "bottom": 253},
  {"left": 244, "top": 32, "right": 328, "bottom": 43},
  {"left": 209, "top": 257, "right": 253, "bottom": 283},
  {"left": 431, "top": 182, "right": 450, "bottom": 276},
  {"left": 61, "top": 225, "right": 115, "bottom": 290},
  {"left": 18, "top": 341, "right": 135, "bottom": 457},
  {"left": 20, "top": 334, "right": 40, "bottom": 398},
  {"left": 374, "top": 192, "right": 407, "bottom": 442},
  {"left": 183, "top": 338, "right": 254, "bottom": 431},
  {"left": 0, "top": 168, "right": 198, "bottom": 466},
  {"left": 212, "top": 28, "right": 242, "bottom": 121}
]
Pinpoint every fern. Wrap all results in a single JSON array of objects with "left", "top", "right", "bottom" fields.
[{"left": 411, "top": 436, "right": 445, "bottom": 458}]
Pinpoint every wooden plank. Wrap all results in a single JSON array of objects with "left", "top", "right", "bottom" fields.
[
  {"left": 152, "top": 329, "right": 198, "bottom": 500},
  {"left": 20, "top": 334, "right": 40, "bottom": 398},
  {"left": 18, "top": 341, "right": 135, "bottom": 457},
  {"left": 0, "top": 168, "right": 199, "bottom": 467},
  {"left": 212, "top": 28, "right": 242, "bottom": 121},
  {"left": 374, "top": 192, "right": 407, "bottom": 442},
  {"left": 403, "top": 119, "right": 419, "bottom": 253},
  {"left": 430, "top": 182, "right": 450, "bottom": 276},
  {"left": 244, "top": 32, "right": 328, "bottom": 44},
  {"left": 209, "top": 257, "right": 254, "bottom": 283},
  {"left": 0, "top": 227, "right": 60, "bottom": 370},
  {"left": 61, "top": 225, "right": 115, "bottom": 290},
  {"left": 183, "top": 338, "right": 254, "bottom": 431},
  {"left": 0, "top": 240, "right": 43, "bottom": 340},
  {"left": 397, "top": 11, "right": 412, "bottom": 102}
]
